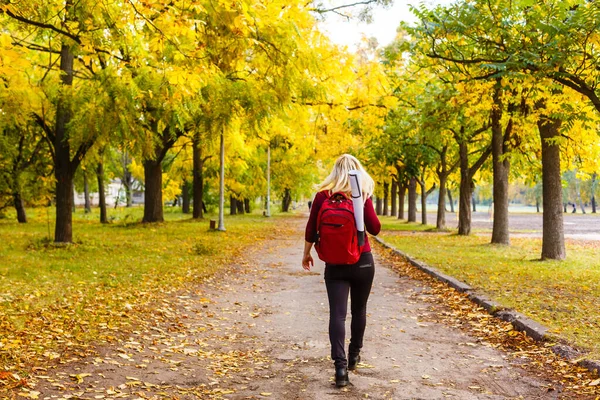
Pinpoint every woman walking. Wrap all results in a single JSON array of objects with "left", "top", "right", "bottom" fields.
[{"left": 302, "top": 154, "right": 381, "bottom": 387}]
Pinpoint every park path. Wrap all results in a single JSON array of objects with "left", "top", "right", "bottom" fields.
[
  {"left": 422, "top": 211, "right": 600, "bottom": 241},
  {"left": 28, "top": 216, "right": 575, "bottom": 399}
]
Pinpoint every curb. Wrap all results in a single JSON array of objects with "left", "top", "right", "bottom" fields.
[{"left": 374, "top": 235, "right": 600, "bottom": 376}]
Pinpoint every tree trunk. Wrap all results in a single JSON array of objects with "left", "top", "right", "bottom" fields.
[
  {"left": 447, "top": 188, "right": 455, "bottom": 213},
  {"left": 575, "top": 178, "right": 586, "bottom": 214},
  {"left": 458, "top": 180, "right": 473, "bottom": 235},
  {"left": 55, "top": 167, "right": 74, "bottom": 243},
  {"left": 472, "top": 194, "right": 477, "bottom": 212},
  {"left": 437, "top": 173, "right": 447, "bottom": 230},
  {"left": 244, "top": 198, "right": 250, "bottom": 213},
  {"left": 124, "top": 177, "right": 132, "bottom": 207},
  {"left": 418, "top": 180, "right": 427, "bottom": 225},
  {"left": 391, "top": 179, "right": 397, "bottom": 217},
  {"left": 382, "top": 181, "right": 389, "bottom": 216},
  {"left": 142, "top": 159, "right": 164, "bottom": 223},
  {"left": 491, "top": 81, "right": 510, "bottom": 245},
  {"left": 407, "top": 177, "right": 417, "bottom": 223},
  {"left": 282, "top": 188, "right": 292, "bottom": 212},
  {"left": 536, "top": 198, "right": 540, "bottom": 213},
  {"left": 398, "top": 183, "right": 406, "bottom": 219},
  {"left": 375, "top": 197, "right": 383, "bottom": 215},
  {"left": 182, "top": 180, "right": 191, "bottom": 214},
  {"left": 124, "top": 177, "right": 133, "bottom": 208},
  {"left": 13, "top": 191, "right": 27, "bottom": 223},
  {"left": 97, "top": 161, "right": 107, "bottom": 224},
  {"left": 119, "top": 151, "right": 133, "bottom": 207},
  {"left": 84, "top": 174, "right": 91, "bottom": 213},
  {"left": 42, "top": 2, "right": 98, "bottom": 241},
  {"left": 457, "top": 140, "right": 472, "bottom": 235},
  {"left": 591, "top": 173, "right": 597, "bottom": 213},
  {"left": 237, "top": 197, "right": 245, "bottom": 214},
  {"left": 53, "top": 43, "right": 76, "bottom": 243},
  {"left": 230, "top": 196, "right": 237, "bottom": 215},
  {"left": 192, "top": 133, "right": 205, "bottom": 219},
  {"left": 538, "top": 108, "right": 565, "bottom": 260}
]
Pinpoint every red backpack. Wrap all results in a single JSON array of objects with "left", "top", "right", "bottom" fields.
[{"left": 315, "top": 192, "right": 362, "bottom": 265}]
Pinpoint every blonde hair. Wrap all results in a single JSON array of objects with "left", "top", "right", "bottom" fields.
[{"left": 316, "top": 154, "right": 375, "bottom": 201}]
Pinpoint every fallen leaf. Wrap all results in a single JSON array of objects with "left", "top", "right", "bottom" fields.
[
  {"left": 0, "top": 371, "right": 15, "bottom": 380},
  {"left": 70, "top": 373, "right": 92, "bottom": 384}
]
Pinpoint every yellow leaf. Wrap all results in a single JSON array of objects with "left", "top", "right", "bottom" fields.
[{"left": 70, "top": 373, "right": 92, "bottom": 383}]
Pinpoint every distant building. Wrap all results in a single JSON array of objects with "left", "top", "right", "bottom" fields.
[{"left": 74, "top": 178, "right": 144, "bottom": 207}]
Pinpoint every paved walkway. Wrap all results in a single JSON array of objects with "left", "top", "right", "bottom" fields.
[
  {"left": 416, "top": 211, "right": 600, "bottom": 240},
  {"left": 29, "top": 217, "right": 577, "bottom": 399}
]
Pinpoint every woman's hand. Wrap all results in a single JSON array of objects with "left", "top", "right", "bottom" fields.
[
  {"left": 302, "top": 253, "right": 314, "bottom": 271},
  {"left": 302, "top": 241, "right": 314, "bottom": 271}
]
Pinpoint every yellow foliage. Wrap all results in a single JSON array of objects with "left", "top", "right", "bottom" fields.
[
  {"left": 129, "top": 159, "right": 145, "bottom": 183},
  {"left": 163, "top": 173, "right": 182, "bottom": 201}
]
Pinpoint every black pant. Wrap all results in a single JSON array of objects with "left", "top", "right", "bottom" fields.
[{"left": 324, "top": 252, "right": 375, "bottom": 368}]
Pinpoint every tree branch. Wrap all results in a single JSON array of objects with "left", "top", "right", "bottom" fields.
[
  {"left": 427, "top": 49, "right": 508, "bottom": 66},
  {"left": 71, "top": 139, "right": 96, "bottom": 170},
  {"left": 551, "top": 72, "right": 600, "bottom": 113},
  {"left": 426, "top": 183, "right": 437, "bottom": 196},
  {"left": 3, "top": 8, "right": 81, "bottom": 44},
  {"left": 469, "top": 144, "right": 492, "bottom": 177},
  {"left": 23, "top": 136, "right": 47, "bottom": 170},
  {"left": 10, "top": 38, "right": 61, "bottom": 54},
  {"left": 296, "top": 99, "right": 388, "bottom": 110},
  {"left": 32, "top": 112, "right": 55, "bottom": 143},
  {"left": 310, "top": 0, "right": 381, "bottom": 14}
]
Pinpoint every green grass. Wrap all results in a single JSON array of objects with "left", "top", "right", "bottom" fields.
[
  {"left": 380, "top": 218, "right": 439, "bottom": 232},
  {"left": 0, "top": 206, "right": 288, "bottom": 368},
  {"left": 379, "top": 217, "right": 600, "bottom": 357}
]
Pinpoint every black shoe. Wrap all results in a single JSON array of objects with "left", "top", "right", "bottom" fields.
[
  {"left": 335, "top": 367, "right": 349, "bottom": 387},
  {"left": 348, "top": 354, "right": 361, "bottom": 371}
]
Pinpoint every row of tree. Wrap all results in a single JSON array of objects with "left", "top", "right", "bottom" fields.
[
  {"left": 4, "top": 0, "right": 600, "bottom": 262},
  {"left": 362, "top": 0, "right": 600, "bottom": 260},
  {"left": 0, "top": 0, "right": 393, "bottom": 238}
]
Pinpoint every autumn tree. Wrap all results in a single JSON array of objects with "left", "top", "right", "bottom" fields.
[
  {"left": 1, "top": 0, "right": 158, "bottom": 240},
  {"left": 409, "top": 0, "right": 577, "bottom": 257}
]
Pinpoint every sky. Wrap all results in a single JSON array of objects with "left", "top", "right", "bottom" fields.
[{"left": 318, "top": 0, "right": 448, "bottom": 51}]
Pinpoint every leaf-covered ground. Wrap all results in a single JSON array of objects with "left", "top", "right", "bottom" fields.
[
  {"left": 0, "top": 208, "right": 281, "bottom": 392},
  {"left": 378, "top": 216, "right": 600, "bottom": 359},
  {"left": 3, "top": 214, "right": 600, "bottom": 399}
]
